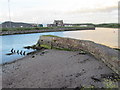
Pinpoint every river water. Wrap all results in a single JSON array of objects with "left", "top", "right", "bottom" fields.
[{"left": 0, "top": 28, "right": 119, "bottom": 64}]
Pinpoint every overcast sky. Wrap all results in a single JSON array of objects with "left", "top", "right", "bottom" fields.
[{"left": 0, "top": 0, "right": 119, "bottom": 24}]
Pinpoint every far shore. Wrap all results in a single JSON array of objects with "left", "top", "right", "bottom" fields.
[{"left": 0, "top": 27, "right": 95, "bottom": 36}]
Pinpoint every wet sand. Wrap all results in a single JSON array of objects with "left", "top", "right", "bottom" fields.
[
  {"left": 2, "top": 49, "right": 117, "bottom": 88},
  {"left": 64, "top": 28, "right": 119, "bottom": 48}
]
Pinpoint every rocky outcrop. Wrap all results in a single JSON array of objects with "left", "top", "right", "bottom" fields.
[{"left": 37, "top": 35, "right": 120, "bottom": 74}]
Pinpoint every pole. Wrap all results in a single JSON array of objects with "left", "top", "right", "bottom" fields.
[{"left": 8, "top": 0, "right": 12, "bottom": 28}]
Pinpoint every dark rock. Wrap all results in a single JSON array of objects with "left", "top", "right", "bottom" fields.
[
  {"left": 10, "top": 48, "right": 14, "bottom": 53},
  {"left": 75, "top": 73, "right": 82, "bottom": 77},
  {"left": 32, "top": 56, "right": 35, "bottom": 58},
  {"left": 13, "top": 50, "right": 16, "bottom": 53},
  {"left": 23, "top": 51, "right": 26, "bottom": 55},
  {"left": 20, "top": 51, "right": 22, "bottom": 55},
  {"left": 74, "top": 85, "right": 83, "bottom": 90},
  {"left": 24, "top": 46, "right": 32, "bottom": 49},
  {"left": 6, "top": 53, "right": 15, "bottom": 55},
  {"left": 60, "top": 86, "right": 67, "bottom": 90},
  {"left": 91, "top": 76, "right": 101, "bottom": 82},
  {"left": 17, "top": 50, "right": 19, "bottom": 54}
]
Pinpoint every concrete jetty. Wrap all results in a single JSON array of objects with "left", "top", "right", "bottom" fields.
[{"left": 37, "top": 35, "right": 120, "bottom": 74}]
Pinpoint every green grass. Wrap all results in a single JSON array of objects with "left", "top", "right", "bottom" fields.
[
  {"left": 103, "top": 79, "right": 118, "bottom": 88},
  {"left": 40, "top": 44, "right": 87, "bottom": 53},
  {"left": 40, "top": 44, "right": 51, "bottom": 49},
  {"left": 40, "top": 44, "right": 72, "bottom": 51},
  {"left": 42, "top": 35, "right": 60, "bottom": 37},
  {"left": 95, "top": 23, "right": 120, "bottom": 28},
  {"left": 40, "top": 44, "right": 73, "bottom": 51},
  {"left": 1, "top": 26, "right": 95, "bottom": 31},
  {"left": 1, "top": 27, "right": 56, "bottom": 31}
]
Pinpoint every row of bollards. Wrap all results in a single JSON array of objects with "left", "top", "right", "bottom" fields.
[{"left": 11, "top": 48, "right": 26, "bottom": 55}]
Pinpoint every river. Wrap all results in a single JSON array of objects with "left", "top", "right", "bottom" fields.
[{"left": 0, "top": 28, "right": 119, "bottom": 64}]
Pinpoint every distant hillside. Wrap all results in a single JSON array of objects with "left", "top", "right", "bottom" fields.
[
  {"left": 95, "top": 23, "right": 120, "bottom": 28},
  {"left": 2, "top": 21, "right": 33, "bottom": 28},
  {"left": 74, "top": 23, "right": 120, "bottom": 28}
]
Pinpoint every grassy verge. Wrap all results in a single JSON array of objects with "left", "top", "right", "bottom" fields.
[
  {"left": 1, "top": 26, "right": 95, "bottom": 31},
  {"left": 40, "top": 44, "right": 51, "bottom": 49},
  {"left": 95, "top": 23, "right": 120, "bottom": 28},
  {"left": 40, "top": 44, "right": 87, "bottom": 55},
  {"left": 40, "top": 44, "right": 74, "bottom": 51},
  {"left": 1, "top": 27, "right": 55, "bottom": 31},
  {"left": 42, "top": 35, "right": 60, "bottom": 37},
  {"left": 103, "top": 79, "right": 118, "bottom": 88}
]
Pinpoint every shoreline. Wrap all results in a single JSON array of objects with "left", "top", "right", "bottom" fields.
[
  {"left": 2, "top": 49, "right": 119, "bottom": 88},
  {"left": 2, "top": 30, "right": 120, "bottom": 88},
  {"left": 0, "top": 27, "right": 95, "bottom": 36},
  {"left": 1, "top": 49, "right": 45, "bottom": 66},
  {"left": 2, "top": 35, "right": 120, "bottom": 88}
]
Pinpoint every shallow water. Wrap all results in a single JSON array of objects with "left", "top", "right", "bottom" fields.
[
  {"left": 0, "top": 31, "right": 64, "bottom": 64},
  {"left": 0, "top": 28, "right": 119, "bottom": 64}
]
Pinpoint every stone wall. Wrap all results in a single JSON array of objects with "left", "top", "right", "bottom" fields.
[
  {"left": 0, "top": 27, "right": 95, "bottom": 35},
  {"left": 37, "top": 35, "right": 120, "bottom": 74}
]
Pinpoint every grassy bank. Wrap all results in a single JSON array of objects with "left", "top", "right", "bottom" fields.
[
  {"left": 95, "top": 23, "right": 120, "bottom": 28},
  {"left": 1, "top": 23, "right": 120, "bottom": 31},
  {"left": 1, "top": 26, "right": 95, "bottom": 31},
  {"left": 1, "top": 27, "right": 55, "bottom": 31}
]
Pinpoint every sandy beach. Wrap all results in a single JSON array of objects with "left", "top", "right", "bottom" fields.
[
  {"left": 64, "top": 28, "right": 119, "bottom": 48},
  {"left": 2, "top": 49, "right": 117, "bottom": 88}
]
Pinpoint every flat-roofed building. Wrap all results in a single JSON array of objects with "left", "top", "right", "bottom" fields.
[
  {"left": 53, "top": 20, "right": 64, "bottom": 26},
  {"left": 47, "top": 20, "right": 64, "bottom": 27}
]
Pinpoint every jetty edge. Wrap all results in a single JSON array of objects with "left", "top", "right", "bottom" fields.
[{"left": 35, "top": 35, "right": 120, "bottom": 74}]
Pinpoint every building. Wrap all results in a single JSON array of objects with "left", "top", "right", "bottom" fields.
[
  {"left": 47, "top": 20, "right": 94, "bottom": 27},
  {"left": 37, "top": 24, "right": 43, "bottom": 27},
  {"left": 0, "top": 24, "right": 2, "bottom": 28},
  {"left": 53, "top": 20, "right": 64, "bottom": 26},
  {"left": 47, "top": 20, "right": 64, "bottom": 27}
]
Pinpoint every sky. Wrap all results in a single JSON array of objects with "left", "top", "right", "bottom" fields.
[{"left": 0, "top": 0, "right": 119, "bottom": 24}]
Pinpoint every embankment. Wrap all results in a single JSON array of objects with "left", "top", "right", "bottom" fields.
[
  {"left": 37, "top": 35, "right": 120, "bottom": 74},
  {"left": 0, "top": 27, "right": 95, "bottom": 35}
]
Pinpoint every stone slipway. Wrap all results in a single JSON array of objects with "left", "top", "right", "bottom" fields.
[
  {"left": 38, "top": 35, "right": 120, "bottom": 74},
  {"left": 2, "top": 35, "right": 120, "bottom": 88},
  {"left": 2, "top": 49, "right": 118, "bottom": 88}
]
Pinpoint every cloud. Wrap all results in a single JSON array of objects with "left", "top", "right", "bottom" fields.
[
  {"left": 68, "top": 5, "right": 118, "bottom": 14},
  {"left": 0, "top": 0, "right": 118, "bottom": 23}
]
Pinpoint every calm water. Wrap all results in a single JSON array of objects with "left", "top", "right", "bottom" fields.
[
  {"left": 0, "top": 31, "right": 64, "bottom": 64},
  {"left": 0, "top": 28, "right": 119, "bottom": 64}
]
